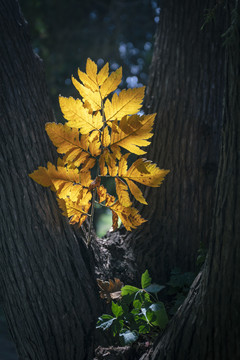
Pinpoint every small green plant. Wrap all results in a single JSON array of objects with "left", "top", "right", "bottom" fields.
[
  {"left": 96, "top": 270, "right": 168, "bottom": 345},
  {"left": 166, "top": 268, "right": 196, "bottom": 315}
]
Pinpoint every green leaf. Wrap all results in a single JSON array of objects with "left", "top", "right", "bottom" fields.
[
  {"left": 119, "top": 330, "right": 139, "bottom": 345},
  {"left": 112, "top": 318, "right": 124, "bottom": 336},
  {"left": 96, "top": 314, "right": 115, "bottom": 330},
  {"left": 144, "top": 284, "right": 165, "bottom": 294},
  {"left": 140, "top": 307, "right": 149, "bottom": 322},
  {"left": 141, "top": 270, "right": 152, "bottom": 289},
  {"left": 133, "top": 299, "right": 142, "bottom": 309},
  {"left": 147, "top": 302, "right": 169, "bottom": 329},
  {"left": 138, "top": 324, "right": 151, "bottom": 334},
  {"left": 121, "top": 285, "right": 140, "bottom": 296},
  {"left": 111, "top": 301, "right": 123, "bottom": 318}
]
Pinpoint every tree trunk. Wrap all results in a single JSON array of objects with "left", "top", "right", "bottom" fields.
[
  {"left": 0, "top": 1, "right": 100, "bottom": 359},
  {"left": 93, "top": 1, "right": 225, "bottom": 287},
  {"left": 122, "top": 0, "right": 225, "bottom": 282},
  {"left": 142, "top": 1, "right": 240, "bottom": 359},
  {"left": 94, "top": 0, "right": 225, "bottom": 286}
]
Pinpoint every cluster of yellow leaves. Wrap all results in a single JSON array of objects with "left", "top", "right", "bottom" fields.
[{"left": 29, "top": 58, "right": 169, "bottom": 234}]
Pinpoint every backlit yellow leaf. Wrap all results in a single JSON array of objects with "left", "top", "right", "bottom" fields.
[
  {"left": 110, "top": 114, "right": 155, "bottom": 155},
  {"left": 86, "top": 58, "right": 98, "bottom": 79},
  {"left": 104, "top": 87, "right": 145, "bottom": 122},
  {"left": 104, "top": 149, "right": 118, "bottom": 176},
  {"left": 102, "top": 126, "right": 110, "bottom": 148},
  {"left": 78, "top": 59, "right": 99, "bottom": 92},
  {"left": 72, "top": 76, "right": 102, "bottom": 111},
  {"left": 29, "top": 162, "right": 84, "bottom": 202},
  {"left": 112, "top": 211, "right": 119, "bottom": 231},
  {"left": 45, "top": 123, "right": 90, "bottom": 166},
  {"left": 79, "top": 170, "right": 92, "bottom": 188},
  {"left": 100, "top": 67, "right": 122, "bottom": 99},
  {"left": 125, "top": 158, "right": 170, "bottom": 187},
  {"left": 57, "top": 197, "right": 91, "bottom": 226},
  {"left": 97, "top": 62, "right": 109, "bottom": 86},
  {"left": 97, "top": 185, "right": 116, "bottom": 207},
  {"left": 118, "top": 153, "right": 130, "bottom": 176},
  {"left": 125, "top": 179, "right": 147, "bottom": 205},
  {"left": 115, "top": 177, "right": 132, "bottom": 207},
  {"left": 88, "top": 132, "right": 101, "bottom": 156},
  {"left": 81, "top": 157, "right": 96, "bottom": 171},
  {"left": 59, "top": 96, "right": 103, "bottom": 133},
  {"left": 105, "top": 194, "right": 116, "bottom": 207},
  {"left": 110, "top": 201, "right": 146, "bottom": 231},
  {"left": 99, "top": 153, "right": 108, "bottom": 176},
  {"left": 97, "top": 185, "right": 107, "bottom": 203}
]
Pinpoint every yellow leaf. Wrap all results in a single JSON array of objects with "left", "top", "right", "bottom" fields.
[
  {"left": 99, "top": 153, "right": 108, "bottom": 176},
  {"left": 78, "top": 188, "right": 92, "bottom": 205},
  {"left": 88, "top": 176, "right": 101, "bottom": 191},
  {"left": 72, "top": 76, "right": 102, "bottom": 111},
  {"left": 80, "top": 157, "right": 96, "bottom": 171},
  {"left": 64, "top": 150, "right": 89, "bottom": 167},
  {"left": 102, "top": 126, "right": 111, "bottom": 148},
  {"left": 57, "top": 197, "right": 91, "bottom": 226},
  {"left": 45, "top": 123, "right": 90, "bottom": 166},
  {"left": 88, "top": 132, "right": 101, "bottom": 156},
  {"left": 29, "top": 162, "right": 84, "bottom": 202},
  {"left": 125, "top": 158, "right": 170, "bottom": 187},
  {"left": 104, "top": 87, "right": 145, "bottom": 122},
  {"left": 100, "top": 67, "right": 122, "bottom": 99},
  {"left": 110, "top": 114, "right": 155, "bottom": 155},
  {"left": 118, "top": 153, "right": 130, "bottom": 176},
  {"left": 78, "top": 59, "right": 99, "bottom": 92},
  {"left": 97, "top": 185, "right": 116, "bottom": 207},
  {"left": 86, "top": 58, "right": 98, "bottom": 80},
  {"left": 125, "top": 179, "right": 147, "bottom": 205},
  {"left": 59, "top": 96, "right": 103, "bottom": 133},
  {"left": 105, "top": 194, "right": 116, "bottom": 207},
  {"left": 79, "top": 170, "right": 92, "bottom": 188},
  {"left": 97, "top": 185, "right": 107, "bottom": 203},
  {"left": 104, "top": 149, "right": 118, "bottom": 177},
  {"left": 111, "top": 145, "right": 122, "bottom": 160},
  {"left": 112, "top": 211, "right": 119, "bottom": 231},
  {"left": 97, "top": 62, "right": 109, "bottom": 86},
  {"left": 110, "top": 201, "right": 146, "bottom": 231},
  {"left": 29, "top": 162, "right": 54, "bottom": 189},
  {"left": 115, "top": 177, "right": 132, "bottom": 207}
]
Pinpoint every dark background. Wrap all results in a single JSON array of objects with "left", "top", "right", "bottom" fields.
[{"left": 0, "top": 0, "right": 159, "bottom": 358}]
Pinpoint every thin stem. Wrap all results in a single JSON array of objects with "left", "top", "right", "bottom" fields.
[
  {"left": 87, "top": 188, "right": 97, "bottom": 246},
  {"left": 87, "top": 96, "right": 106, "bottom": 246}
]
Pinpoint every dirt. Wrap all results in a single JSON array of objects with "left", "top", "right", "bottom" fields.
[{"left": 94, "top": 343, "right": 151, "bottom": 360}]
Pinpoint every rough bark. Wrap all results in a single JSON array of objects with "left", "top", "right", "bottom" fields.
[
  {"left": 125, "top": 0, "right": 226, "bottom": 282},
  {"left": 0, "top": 1, "right": 100, "bottom": 359},
  {"left": 95, "top": 0, "right": 226, "bottom": 285},
  {"left": 141, "top": 1, "right": 240, "bottom": 359}
]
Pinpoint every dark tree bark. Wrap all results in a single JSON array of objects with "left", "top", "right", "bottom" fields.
[
  {"left": 94, "top": 0, "right": 226, "bottom": 286},
  {"left": 141, "top": 1, "right": 240, "bottom": 359},
  {"left": 0, "top": 1, "right": 101, "bottom": 359},
  {"left": 128, "top": 0, "right": 226, "bottom": 282}
]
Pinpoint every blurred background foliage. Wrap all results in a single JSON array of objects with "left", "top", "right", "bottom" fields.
[{"left": 20, "top": 0, "right": 160, "bottom": 119}]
